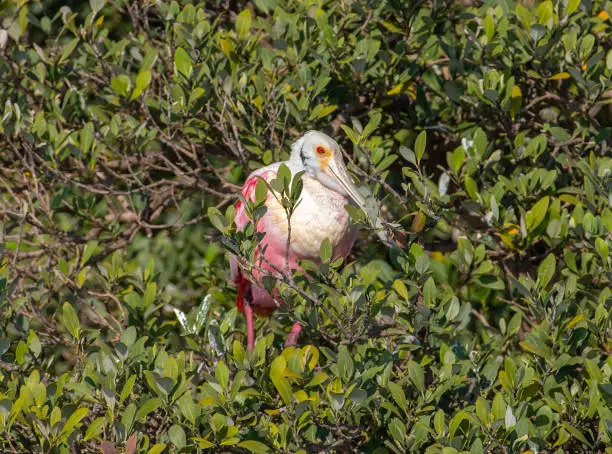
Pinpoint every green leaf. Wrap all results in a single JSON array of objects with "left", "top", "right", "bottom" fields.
[
  {"left": 567, "top": 0, "right": 580, "bottom": 14},
  {"left": 341, "top": 125, "right": 361, "bottom": 145},
  {"left": 174, "top": 47, "right": 192, "bottom": 78},
  {"left": 388, "top": 417, "right": 407, "bottom": 445},
  {"left": 446, "top": 297, "right": 460, "bottom": 321},
  {"left": 130, "top": 70, "right": 152, "bottom": 101},
  {"left": 148, "top": 444, "right": 167, "bottom": 454},
  {"left": 363, "top": 111, "right": 382, "bottom": 138},
  {"left": 230, "top": 370, "right": 246, "bottom": 400},
  {"left": 215, "top": 360, "right": 230, "bottom": 389},
  {"left": 553, "top": 427, "right": 570, "bottom": 447},
  {"left": 477, "top": 275, "right": 505, "bottom": 290},
  {"left": 111, "top": 75, "right": 131, "bottom": 96},
  {"left": 595, "top": 237, "right": 609, "bottom": 260},
  {"left": 444, "top": 80, "right": 463, "bottom": 103},
  {"left": 276, "top": 163, "right": 291, "bottom": 186},
  {"left": 526, "top": 196, "right": 549, "bottom": 231},
  {"left": 387, "top": 381, "right": 407, "bottom": 411},
  {"left": 449, "top": 410, "right": 473, "bottom": 437},
  {"left": 306, "top": 371, "right": 328, "bottom": 388},
  {"left": 563, "top": 424, "right": 591, "bottom": 448},
  {"left": 536, "top": 0, "right": 553, "bottom": 25},
  {"left": 450, "top": 148, "right": 465, "bottom": 172},
  {"left": 308, "top": 103, "right": 338, "bottom": 120},
  {"left": 80, "top": 240, "right": 99, "bottom": 267},
  {"left": 515, "top": 4, "right": 533, "bottom": 29},
  {"left": 84, "top": 417, "right": 107, "bottom": 441},
  {"left": 376, "top": 154, "right": 398, "bottom": 172},
  {"left": 120, "top": 375, "right": 137, "bottom": 405},
  {"left": 483, "top": 14, "right": 495, "bottom": 42},
  {"left": 194, "top": 295, "right": 211, "bottom": 334},
  {"left": 60, "top": 38, "right": 80, "bottom": 64},
  {"left": 270, "top": 356, "right": 292, "bottom": 405},
  {"left": 60, "top": 407, "right": 89, "bottom": 440},
  {"left": 423, "top": 277, "right": 436, "bottom": 306},
  {"left": 194, "top": 438, "right": 214, "bottom": 449},
  {"left": 177, "top": 392, "right": 199, "bottom": 424},
  {"left": 136, "top": 397, "right": 162, "bottom": 420},
  {"left": 16, "top": 5, "right": 28, "bottom": 36},
  {"left": 509, "top": 85, "right": 522, "bottom": 120},
  {"left": 407, "top": 361, "right": 425, "bottom": 392},
  {"left": 80, "top": 122, "right": 94, "bottom": 154},
  {"left": 393, "top": 279, "right": 408, "bottom": 300},
  {"left": 235, "top": 9, "right": 252, "bottom": 38},
  {"left": 520, "top": 333, "right": 553, "bottom": 358},
  {"left": 475, "top": 397, "right": 490, "bottom": 424},
  {"left": 15, "top": 341, "right": 27, "bottom": 365},
  {"left": 27, "top": 331, "right": 41, "bottom": 357},
  {"left": 237, "top": 440, "right": 270, "bottom": 453},
  {"left": 168, "top": 424, "right": 186, "bottom": 449},
  {"left": 144, "top": 371, "right": 171, "bottom": 398},
  {"left": 89, "top": 0, "right": 106, "bottom": 14},
  {"left": 524, "top": 134, "right": 547, "bottom": 158},
  {"left": 320, "top": 238, "right": 332, "bottom": 263},
  {"left": 537, "top": 253, "right": 556, "bottom": 289},
  {"left": 208, "top": 207, "right": 228, "bottom": 233},
  {"left": 337, "top": 345, "right": 354, "bottom": 382},
  {"left": 62, "top": 302, "right": 80, "bottom": 340},
  {"left": 255, "top": 179, "right": 268, "bottom": 204},
  {"left": 464, "top": 176, "right": 479, "bottom": 200},
  {"left": 415, "top": 130, "right": 427, "bottom": 163}
]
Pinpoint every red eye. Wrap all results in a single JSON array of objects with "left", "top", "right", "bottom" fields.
[{"left": 316, "top": 146, "right": 326, "bottom": 155}]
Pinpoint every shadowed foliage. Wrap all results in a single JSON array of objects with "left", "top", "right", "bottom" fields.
[{"left": 0, "top": 0, "right": 611, "bottom": 452}]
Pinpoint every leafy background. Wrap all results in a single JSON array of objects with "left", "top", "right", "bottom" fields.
[{"left": 0, "top": 0, "right": 611, "bottom": 452}]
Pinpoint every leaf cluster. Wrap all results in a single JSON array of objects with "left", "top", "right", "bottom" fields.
[{"left": 0, "top": 0, "right": 611, "bottom": 452}]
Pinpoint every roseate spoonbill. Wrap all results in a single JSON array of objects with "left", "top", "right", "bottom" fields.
[{"left": 230, "top": 130, "right": 376, "bottom": 351}]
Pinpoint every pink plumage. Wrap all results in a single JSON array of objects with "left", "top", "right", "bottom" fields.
[{"left": 230, "top": 131, "right": 366, "bottom": 350}]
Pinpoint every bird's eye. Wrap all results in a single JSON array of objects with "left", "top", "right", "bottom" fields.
[{"left": 316, "top": 146, "right": 326, "bottom": 156}]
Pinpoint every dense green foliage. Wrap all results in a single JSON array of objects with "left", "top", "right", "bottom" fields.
[{"left": 1, "top": 0, "right": 611, "bottom": 452}]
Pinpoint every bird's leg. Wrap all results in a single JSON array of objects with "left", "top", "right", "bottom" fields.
[
  {"left": 244, "top": 300, "right": 255, "bottom": 351},
  {"left": 237, "top": 274, "right": 255, "bottom": 351},
  {"left": 284, "top": 322, "right": 302, "bottom": 348},
  {"left": 270, "top": 290, "right": 302, "bottom": 348}
]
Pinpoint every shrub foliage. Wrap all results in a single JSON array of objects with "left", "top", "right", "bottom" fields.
[{"left": 0, "top": 0, "right": 611, "bottom": 452}]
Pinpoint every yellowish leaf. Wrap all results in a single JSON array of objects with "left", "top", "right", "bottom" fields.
[
  {"left": 412, "top": 212, "right": 426, "bottom": 232},
  {"left": 566, "top": 314, "right": 585, "bottom": 330},
  {"left": 393, "top": 279, "right": 408, "bottom": 299},
  {"left": 300, "top": 345, "right": 319, "bottom": 371},
  {"left": 387, "top": 83, "right": 403, "bottom": 96},
  {"left": 381, "top": 21, "right": 402, "bottom": 33},
  {"left": 220, "top": 38, "right": 234, "bottom": 57},
  {"left": 431, "top": 251, "right": 445, "bottom": 263},
  {"left": 549, "top": 72, "right": 570, "bottom": 80},
  {"left": 558, "top": 194, "right": 581, "bottom": 205},
  {"left": 198, "top": 397, "right": 216, "bottom": 406},
  {"left": 294, "top": 390, "right": 309, "bottom": 402}
]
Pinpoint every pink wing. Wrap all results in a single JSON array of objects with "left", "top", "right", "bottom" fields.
[
  {"left": 234, "top": 167, "right": 280, "bottom": 231},
  {"left": 230, "top": 174, "right": 259, "bottom": 284},
  {"left": 230, "top": 168, "right": 280, "bottom": 315}
]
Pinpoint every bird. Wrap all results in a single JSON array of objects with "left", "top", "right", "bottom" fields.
[{"left": 230, "top": 130, "right": 376, "bottom": 351}]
